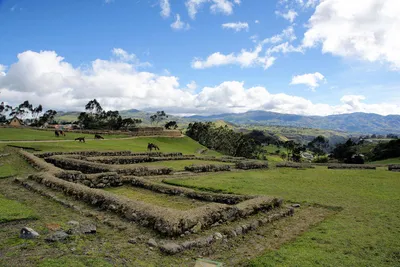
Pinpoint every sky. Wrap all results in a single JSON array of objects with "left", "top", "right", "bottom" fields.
[{"left": 0, "top": 0, "right": 399, "bottom": 116}]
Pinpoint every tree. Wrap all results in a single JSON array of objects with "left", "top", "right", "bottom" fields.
[
  {"left": 37, "top": 110, "right": 57, "bottom": 126},
  {"left": 9, "top": 100, "right": 33, "bottom": 119},
  {"left": 165, "top": 121, "right": 178, "bottom": 129},
  {"left": 308, "top": 135, "right": 329, "bottom": 158},
  {"left": 0, "top": 102, "right": 12, "bottom": 122},
  {"left": 332, "top": 139, "right": 357, "bottom": 162},
  {"left": 150, "top": 111, "right": 168, "bottom": 125},
  {"left": 121, "top": 118, "right": 142, "bottom": 130},
  {"left": 85, "top": 99, "right": 103, "bottom": 114}
]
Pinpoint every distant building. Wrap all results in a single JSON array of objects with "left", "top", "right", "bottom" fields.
[{"left": 9, "top": 117, "right": 23, "bottom": 127}]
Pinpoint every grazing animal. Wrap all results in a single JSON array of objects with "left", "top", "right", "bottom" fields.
[
  {"left": 59, "top": 130, "right": 66, "bottom": 136},
  {"left": 94, "top": 134, "right": 104, "bottom": 139},
  {"left": 147, "top": 143, "right": 160, "bottom": 151},
  {"left": 75, "top": 137, "right": 85, "bottom": 143},
  {"left": 55, "top": 130, "right": 60, "bottom": 137}
]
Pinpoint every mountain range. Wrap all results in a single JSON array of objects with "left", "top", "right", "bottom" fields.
[
  {"left": 56, "top": 109, "right": 400, "bottom": 134},
  {"left": 186, "top": 111, "right": 400, "bottom": 134}
]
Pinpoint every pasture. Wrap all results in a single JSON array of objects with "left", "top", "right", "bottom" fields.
[
  {"left": 0, "top": 131, "right": 399, "bottom": 266},
  {"left": 0, "top": 127, "right": 129, "bottom": 141}
]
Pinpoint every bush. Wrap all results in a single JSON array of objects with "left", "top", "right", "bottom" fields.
[
  {"left": 184, "top": 164, "right": 231, "bottom": 173},
  {"left": 327, "top": 164, "right": 376, "bottom": 170},
  {"left": 388, "top": 164, "right": 400, "bottom": 171}
]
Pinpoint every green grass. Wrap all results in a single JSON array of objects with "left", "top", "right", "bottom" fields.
[
  {"left": 371, "top": 157, "right": 400, "bottom": 164},
  {"left": 8, "top": 136, "right": 220, "bottom": 156},
  {"left": 167, "top": 167, "right": 400, "bottom": 266},
  {"left": 0, "top": 128, "right": 128, "bottom": 141},
  {"left": 0, "top": 194, "right": 37, "bottom": 223},
  {"left": 38, "top": 256, "right": 113, "bottom": 267},
  {"left": 104, "top": 186, "right": 206, "bottom": 210},
  {"left": 0, "top": 147, "right": 37, "bottom": 178},
  {"left": 133, "top": 159, "right": 232, "bottom": 171}
]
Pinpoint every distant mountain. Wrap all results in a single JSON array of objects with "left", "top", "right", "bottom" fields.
[{"left": 186, "top": 111, "right": 400, "bottom": 134}]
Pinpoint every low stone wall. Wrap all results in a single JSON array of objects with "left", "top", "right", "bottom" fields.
[
  {"left": 35, "top": 151, "right": 133, "bottom": 158},
  {"left": 56, "top": 171, "right": 122, "bottom": 188},
  {"left": 28, "top": 173, "right": 283, "bottom": 236},
  {"left": 44, "top": 155, "right": 173, "bottom": 176},
  {"left": 184, "top": 164, "right": 231, "bottom": 173},
  {"left": 236, "top": 161, "right": 269, "bottom": 170},
  {"left": 327, "top": 164, "right": 376, "bottom": 170},
  {"left": 388, "top": 164, "right": 400, "bottom": 171},
  {"left": 130, "top": 176, "right": 251, "bottom": 204},
  {"left": 276, "top": 162, "right": 315, "bottom": 169}
]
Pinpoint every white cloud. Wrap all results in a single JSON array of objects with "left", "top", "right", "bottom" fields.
[
  {"left": 290, "top": 72, "right": 326, "bottom": 91},
  {"left": 104, "top": 0, "right": 114, "bottom": 3},
  {"left": 160, "top": 0, "right": 171, "bottom": 18},
  {"left": 193, "top": 26, "right": 302, "bottom": 70},
  {"left": 1, "top": 50, "right": 399, "bottom": 116},
  {"left": 302, "top": 0, "right": 400, "bottom": 69},
  {"left": 254, "top": 20, "right": 260, "bottom": 24},
  {"left": 192, "top": 45, "right": 276, "bottom": 69},
  {"left": 262, "top": 26, "right": 296, "bottom": 44},
  {"left": 186, "top": 81, "right": 198, "bottom": 93},
  {"left": 185, "top": 0, "right": 240, "bottom": 19},
  {"left": 0, "top": 65, "right": 6, "bottom": 77},
  {"left": 221, "top": 22, "right": 249, "bottom": 32},
  {"left": 275, "top": 9, "right": 298, "bottom": 23},
  {"left": 111, "top": 48, "right": 151, "bottom": 67},
  {"left": 170, "top": 14, "right": 190, "bottom": 31}
]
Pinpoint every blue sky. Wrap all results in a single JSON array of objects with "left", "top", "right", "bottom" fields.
[{"left": 0, "top": 0, "right": 399, "bottom": 116}]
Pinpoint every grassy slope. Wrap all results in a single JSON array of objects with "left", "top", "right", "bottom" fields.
[
  {"left": 371, "top": 157, "right": 400, "bottom": 164},
  {"left": 0, "top": 128, "right": 128, "bottom": 141},
  {"left": 7, "top": 136, "right": 220, "bottom": 156},
  {"left": 0, "top": 194, "right": 37, "bottom": 223},
  {"left": 168, "top": 168, "right": 400, "bottom": 266}
]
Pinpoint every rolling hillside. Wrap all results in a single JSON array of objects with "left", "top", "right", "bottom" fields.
[{"left": 187, "top": 110, "right": 400, "bottom": 134}]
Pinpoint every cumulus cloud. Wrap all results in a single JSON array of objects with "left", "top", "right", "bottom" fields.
[
  {"left": 0, "top": 65, "right": 6, "bottom": 76},
  {"left": 170, "top": 14, "right": 190, "bottom": 31},
  {"left": 222, "top": 22, "right": 249, "bottom": 32},
  {"left": 302, "top": 0, "right": 400, "bottom": 69},
  {"left": 193, "top": 25, "right": 302, "bottom": 70},
  {"left": 185, "top": 0, "right": 240, "bottom": 19},
  {"left": 192, "top": 45, "right": 276, "bottom": 70},
  {"left": 160, "top": 0, "right": 171, "bottom": 18},
  {"left": 262, "top": 26, "right": 296, "bottom": 44},
  {"left": 275, "top": 9, "right": 298, "bottom": 23},
  {"left": 290, "top": 72, "right": 326, "bottom": 91},
  {"left": 0, "top": 50, "right": 399, "bottom": 116}
]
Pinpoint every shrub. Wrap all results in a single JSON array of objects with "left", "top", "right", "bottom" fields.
[{"left": 388, "top": 164, "right": 400, "bottom": 171}]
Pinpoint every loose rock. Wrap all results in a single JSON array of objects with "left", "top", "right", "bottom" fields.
[
  {"left": 159, "top": 243, "right": 182, "bottom": 254},
  {"left": 147, "top": 238, "right": 158, "bottom": 247},
  {"left": 214, "top": 232, "right": 223, "bottom": 240},
  {"left": 20, "top": 227, "right": 40, "bottom": 239},
  {"left": 292, "top": 203, "right": 301, "bottom": 208},
  {"left": 45, "top": 231, "right": 69, "bottom": 242},
  {"left": 80, "top": 224, "right": 96, "bottom": 234}
]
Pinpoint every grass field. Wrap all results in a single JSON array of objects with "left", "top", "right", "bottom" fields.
[
  {"left": 104, "top": 186, "right": 207, "bottom": 210},
  {"left": 167, "top": 168, "right": 400, "bottom": 266},
  {"left": 5, "top": 136, "right": 220, "bottom": 156},
  {"left": 0, "top": 128, "right": 129, "bottom": 141},
  {"left": 1, "top": 131, "right": 399, "bottom": 266},
  {"left": 371, "top": 157, "right": 400, "bottom": 164},
  {"left": 0, "top": 194, "right": 37, "bottom": 223}
]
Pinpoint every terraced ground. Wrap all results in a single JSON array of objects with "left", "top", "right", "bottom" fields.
[{"left": 0, "top": 129, "right": 399, "bottom": 266}]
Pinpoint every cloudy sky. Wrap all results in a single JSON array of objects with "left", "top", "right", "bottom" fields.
[{"left": 0, "top": 0, "right": 399, "bottom": 116}]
